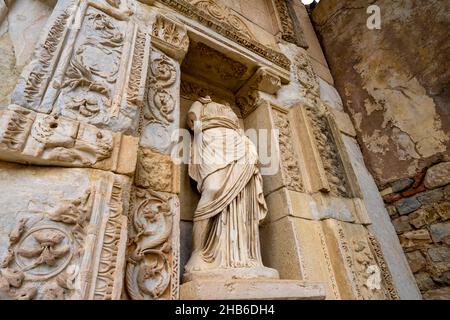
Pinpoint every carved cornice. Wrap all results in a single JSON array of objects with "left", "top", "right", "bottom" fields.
[
  {"left": 152, "top": 0, "right": 291, "bottom": 70},
  {"left": 151, "top": 13, "right": 189, "bottom": 62}
]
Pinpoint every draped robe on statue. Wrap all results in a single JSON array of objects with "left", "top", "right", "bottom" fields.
[{"left": 184, "top": 97, "right": 277, "bottom": 280}]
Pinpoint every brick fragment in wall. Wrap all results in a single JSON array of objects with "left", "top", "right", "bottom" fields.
[
  {"left": 401, "top": 184, "right": 426, "bottom": 198},
  {"left": 424, "top": 162, "right": 450, "bottom": 189},
  {"left": 430, "top": 222, "right": 450, "bottom": 243},
  {"left": 395, "top": 197, "right": 421, "bottom": 215},
  {"left": 428, "top": 246, "right": 450, "bottom": 262},
  {"left": 412, "top": 171, "right": 426, "bottom": 189},
  {"left": 391, "top": 178, "right": 414, "bottom": 193}
]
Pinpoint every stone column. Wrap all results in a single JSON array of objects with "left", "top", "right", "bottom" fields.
[{"left": 124, "top": 11, "right": 188, "bottom": 300}]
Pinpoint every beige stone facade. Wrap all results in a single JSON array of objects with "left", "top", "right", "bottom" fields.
[{"left": 0, "top": 0, "right": 437, "bottom": 300}]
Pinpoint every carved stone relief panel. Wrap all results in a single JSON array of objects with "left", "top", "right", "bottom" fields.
[
  {"left": 125, "top": 187, "right": 180, "bottom": 300},
  {"left": 0, "top": 162, "right": 130, "bottom": 300},
  {"left": 151, "top": 13, "right": 189, "bottom": 62},
  {"left": 271, "top": 106, "right": 304, "bottom": 193},
  {"left": 140, "top": 48, "right": 180, "bottom": 154},
  {"left": 322, "top": 220, "right": 399, "bottom": 300},
  {"left": 271, "top": 0, "right": 307, "bottom": 48},
  {"left": 304, "top": 104, "right": 350, "bottom": 197},
  {"left": 153, "top": 0, "right": 291, "bottom": 70},
  {"left": 0, "top": 105, "right": 138, "bottom": 175},
  {"left": 293, "top": 50, "right": 320, "bottom": 101},
  {"left": 12, "top": 0, "right": 147, "bottom": 134}
]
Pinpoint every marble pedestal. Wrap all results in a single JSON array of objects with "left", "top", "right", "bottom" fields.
[{"left": 180, "top": 279, "right": 326, "bottom": 300}]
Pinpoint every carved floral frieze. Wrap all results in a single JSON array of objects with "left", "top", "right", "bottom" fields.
[
  {"left": 12, "top": 0, "right": 145, "bottom": 133},
  {"left": 0, "top": 170, "right": 130, "bottom": 300}
]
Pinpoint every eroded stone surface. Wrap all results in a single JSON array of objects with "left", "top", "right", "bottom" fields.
[{"left": 424, "top": 162, "right": 450, "bottom": 189}]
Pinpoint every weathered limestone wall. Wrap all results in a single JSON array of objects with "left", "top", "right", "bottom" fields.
[
  {"left": 312, "top": 0, "right": 450, "bottom": 299},
  {"left": 312, "top": 0, "right": 450, "bottom": 187}
]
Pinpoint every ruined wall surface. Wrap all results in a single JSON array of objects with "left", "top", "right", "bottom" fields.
[
  {"left": 312, "top": 0, "right": 450, "bottom": 187},
  {"left": 312, "top": 0, "right": 450, "bottom": 299}
]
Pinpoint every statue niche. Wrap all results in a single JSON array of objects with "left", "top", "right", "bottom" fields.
[{"left": 183, "top": 96, "right": 279, "bottom": 281}]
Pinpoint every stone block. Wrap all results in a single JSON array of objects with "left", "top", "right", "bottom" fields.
[
  {"left": 330, "top": 108, "right": 356, "bottom": 137},
  {"left": 409, "top": 208, "right": 439, "bottom": 229},
  {"left": 0, "top": 162, "right": 130, "bottom": 300},
  {"left": 425, "top": 162, "right": 450, "bottom": 189},
  {"left": 423, "top": 287, "right": 450, "bottom": 300},
  {"left": 417, "top": 189, "right": 444, "bottom": 206},
  {"left": 428, "top": 246, "right": 450, "bottom": 262},
  {"left": 430, "top": 222, "right": 450, "bottom": 243},
  {"left": 391, "top": 178, "right": 414, "bottom": 193},
  {"left": 180, "top": 279, "right": 326, "bottom": 300},
  {"left": 414, "top": 272, "right": 437, "bottom": 291},
  {"left": 395, "top": 198, "right": 421, "bottom": 215},
  {"left": 319, "top": 78, "right": 343, "bottom": 111},
  {"left": 392, "top": 216, "right": 412, "bottom": 234},
  {"left": 406, "top": 251, "right": 426, "bottom": 273},
  {"left": 134, "top": 147, "right": 180, "bottom": 193}
]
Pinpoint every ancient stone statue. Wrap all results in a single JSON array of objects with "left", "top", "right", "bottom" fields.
[{"left": 183, "top": 96, "right": 278, "bottom": 281}]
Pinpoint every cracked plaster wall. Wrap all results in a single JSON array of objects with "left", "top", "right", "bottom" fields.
[{"left": 312, "top": 0, "right": 450, "bottom": 187}]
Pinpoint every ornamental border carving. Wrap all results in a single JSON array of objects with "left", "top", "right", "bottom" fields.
[{"left": 152, "top": 0, "right": 291, "bottom": 70}]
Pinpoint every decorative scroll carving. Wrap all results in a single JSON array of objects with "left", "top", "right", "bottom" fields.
[
  {"left": 368, "top": 234, "right": 400, "bottom": 300},
  {"left": 189, "top": 0, "right": 254, "bottom": 39},
  {"left": 57, "top": 10, "right": 125, "bottom": 123},
  {"left": 0, "top": 191, "right": 93, "bottom": 300},
  {"left": 272, "top": 108, "right": 304, "bottom": 192},
  {"left": 0, "top": 105, "right": 138, "bottom": 175},
  {"left": 13, "top": 1, "right": 142, "bottom": 133},
  {"left": 151, "top": 14, "right": 189, "bottom": 61},
  {"left": 305, "top": 104, "right": 350, "bottom": 197},
  {"left": 126, "top": 189, "right": 180, "bottom": 300},
  {"left": 21, "top": 8, "right": 73, "bottom": 108},
  {"left": 294, "top": 51, "right": 320, "bottom": 99},
  {"left": 93, "top": 179, "right": 128, "bottom": 300},
  {"left": 272, "top": 0, "right": 307, "bottom": 48},
  {"left": 127, "top": 28, "right": 150, "bottom": 107},
  {"left": 140, "top": 49, "right": 179, "bottom": 154},
  {"left": 154, "top": 0, "right": 290, "bottom": 70},
  {"left": 317, "top": 224, "right": 340, "bottom": 299},
  {"left": 334, "top": 222, "right": 396, "bottom": 300}
]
